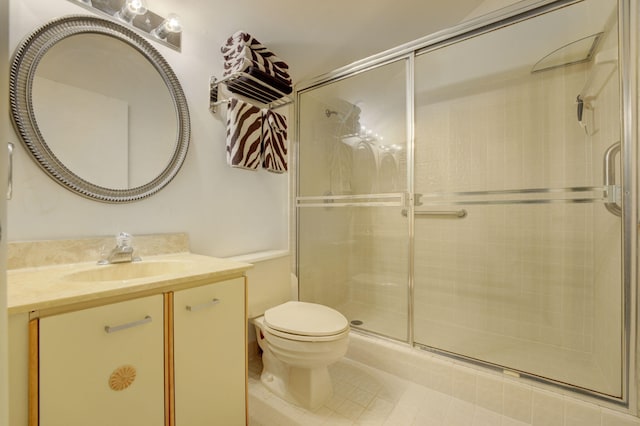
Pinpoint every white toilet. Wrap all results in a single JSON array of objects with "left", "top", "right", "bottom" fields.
[
  {"left": 253, "top": 301, "right": 349, "bottom": 409},
  {"left": 229, "top": 250, "right": 350, "bottom": 410}
]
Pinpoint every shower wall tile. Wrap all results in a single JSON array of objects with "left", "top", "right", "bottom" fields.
[
  {"left": 475, "top": 374, "right": 504, "bottom": 414},
  {"left": 532, "top": 389, "right": 564, "bottom": 426},
  {"left": 602, "top": 411, "right": 640, "bottom": 426},
  {"left": 564, "top": 398, "right": 601, "bottom": 426},
  {"left": 452, "top": 369, "right": 476, "bottom": 404}
]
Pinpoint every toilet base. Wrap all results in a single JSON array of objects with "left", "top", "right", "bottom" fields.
[{"left": 260, "top": 348, "right": 333, "bottom": 410}]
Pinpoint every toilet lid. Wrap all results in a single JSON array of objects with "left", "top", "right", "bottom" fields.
[{"left": 263, "top": 301, "right": 349, "bottom": 337}]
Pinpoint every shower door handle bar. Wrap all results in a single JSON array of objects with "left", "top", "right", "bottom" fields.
[
  {"left": 402, "top": 209, "right": 467, "bottom": 218},
  {"left": 416, "top": 209, "right": 467, "bottom": 218},
  {"left": 604, "top": 141, "right": 621, "bottom": 217}
]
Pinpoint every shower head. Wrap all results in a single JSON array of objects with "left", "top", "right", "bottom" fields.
[
  {"left": 326, "top": 106, "right": 355, "bottom": 121},
  {"left": 325, "top": 109, "right": 341, "bottom": 118}
]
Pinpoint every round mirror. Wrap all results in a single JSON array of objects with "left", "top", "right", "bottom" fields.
[{"left": 9, "top": 15, "right": 190, "bottom": 203}]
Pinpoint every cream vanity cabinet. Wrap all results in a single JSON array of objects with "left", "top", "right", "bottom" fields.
[
  {"left": 26, "top": 276, "right": 248, "bottom": 426},
  {"left": 171, "top": 277, "right": 246, "bottom": 426},
  {"left": 38, "top": 294, "right": 166, "bottom": 426}
]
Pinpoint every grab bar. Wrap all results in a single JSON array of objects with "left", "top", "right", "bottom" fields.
[
  {"left": 402, "top": 209, "right": 467, "bottom": 218},
  {"left": 604, "top": 141, "right": 621, "bottom": 217}
]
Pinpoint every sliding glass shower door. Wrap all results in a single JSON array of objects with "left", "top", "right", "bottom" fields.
[
  {"left": 297, "top": 59, "right": 410, "bottom": 341},
  {"left": 412, "top": 0, "right": 623, "bottom": 397},
  {"left": 296, "top": 0, "right": 629, "bottom": 402}
]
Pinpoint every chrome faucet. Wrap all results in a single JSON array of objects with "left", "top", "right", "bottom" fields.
[{"left": 98, "top": 232, "right": 141, "bottom": 264}]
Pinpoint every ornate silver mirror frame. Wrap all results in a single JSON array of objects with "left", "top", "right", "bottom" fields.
[{"left": 9, "top": 15, "right": 190, "bottom": 203}]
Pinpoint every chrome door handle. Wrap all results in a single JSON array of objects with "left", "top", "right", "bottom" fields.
[
  {"left": 604, "top": 141, "right": 621, "bottom": 217},
  {"left": 186, "top": 298, "right": 220, "bottom": 312},
  {"left": 104, "top": 315, "right": 152, "bottom": 333}
]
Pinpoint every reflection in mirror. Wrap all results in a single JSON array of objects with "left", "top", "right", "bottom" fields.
[
  {"left": 10, "top": 15, "right": 190, "bottom": 203},
  {"left": 33, "top": 34, "right": 176, "bottom": 189}
]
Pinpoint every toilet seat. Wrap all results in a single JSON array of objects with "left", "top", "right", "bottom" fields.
[{"left": 262, "top": 301, "right": 349, "bottom": 342}]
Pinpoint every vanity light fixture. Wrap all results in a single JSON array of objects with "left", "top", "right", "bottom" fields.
[
  {"left": 152, "top": 13, "right": 182, "bottom": 40},
  {"left": 68, "top": 0, "right": 182, "bottom": 51}
]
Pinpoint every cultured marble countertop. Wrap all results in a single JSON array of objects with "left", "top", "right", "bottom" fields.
[{"left": 7, "top": 253, "right": 252, "bottom": 315}]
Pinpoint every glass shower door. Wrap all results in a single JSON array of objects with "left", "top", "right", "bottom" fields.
[
  {"left": 297, "top": 59, "right": 410, "bottom": 341},
  {"left": 413, "top": 0, "right": 623, "bottom": 397}
]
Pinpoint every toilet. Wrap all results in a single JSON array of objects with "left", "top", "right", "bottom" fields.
[
  {"left": 228, "top": 250, "right": 350, "bottom": 410},
  {"left": 253, "top": 301, "right": 349, "bottom": 409}
]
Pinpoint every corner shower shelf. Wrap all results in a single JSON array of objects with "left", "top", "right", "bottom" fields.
[{"left": 209, "top": 72, "right": 293, "bottom": 113}]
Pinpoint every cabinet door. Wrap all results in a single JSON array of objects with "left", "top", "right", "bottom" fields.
[
  {"left": 39, "top": 295, "right": 165, "bottom": 426},
  {"left": 173, "top": 278, "right": 246, "bottom": 426}
]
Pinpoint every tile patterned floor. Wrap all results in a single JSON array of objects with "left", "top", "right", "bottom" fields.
[
  {"left": 248, "top": 354, "right": 534, "bottom": 426},
  {"left": 248, "top": 332, "right": 640, "bottom": 426}
]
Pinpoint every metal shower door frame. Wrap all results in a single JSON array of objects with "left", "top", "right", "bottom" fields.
[{"left": 295, "top": 0, "right": 638, "bottom": 411}]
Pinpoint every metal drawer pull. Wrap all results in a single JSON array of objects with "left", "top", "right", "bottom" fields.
[
  {"left": 104, "top": 315, "right": 152, "bottom": 333},
  {"left": 186, "top": 298, "right": 220, "bottom": 312}
]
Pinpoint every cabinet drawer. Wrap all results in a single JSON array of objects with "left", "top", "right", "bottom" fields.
[
  {"left": 173, "top": 277, "right": 246, "bottom": 426},
  {"left": 39, "top": 294, "right": 165, "bottom": 426}
]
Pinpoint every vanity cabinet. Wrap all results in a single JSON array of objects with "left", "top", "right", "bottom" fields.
[
  {"left": 172, "top": 277, "right": 246, "bottom": 426},
  {"left": 23, "top": 276, "right": 248, "bottom": 426},
  {"left": 38, "top": 294, "right": 165, "bottom": 426}
]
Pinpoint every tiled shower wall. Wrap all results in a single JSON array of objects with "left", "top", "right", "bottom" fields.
[
  {"left": 298, "top": 5, "right": 625, "bottom": 401},
  {"left": 413, "top": 61, "right": 596, "bottom": 351},
  {"left": 410, "top": 34, "right": 622, "bottom": 394}
]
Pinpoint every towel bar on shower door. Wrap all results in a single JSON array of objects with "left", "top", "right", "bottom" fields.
[{"left": 401, "top": 209, "right": 468, "bottom": 218}]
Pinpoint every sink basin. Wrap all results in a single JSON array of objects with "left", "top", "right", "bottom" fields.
[{"left": 64, "top": 260, "right": 194, "bottom": 282}]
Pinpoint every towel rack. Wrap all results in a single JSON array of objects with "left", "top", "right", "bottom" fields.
[{"left": 209, "top": 72, "right": 293, "bottom": 113}]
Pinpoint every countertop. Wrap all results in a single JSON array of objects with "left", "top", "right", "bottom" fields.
[{"left": 8, "top": 252, "right": 252, "bottom": 315}]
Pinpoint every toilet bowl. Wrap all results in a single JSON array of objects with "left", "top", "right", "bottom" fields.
[{"left": 253, "top": 301, "right": 350, "bottom": 410}]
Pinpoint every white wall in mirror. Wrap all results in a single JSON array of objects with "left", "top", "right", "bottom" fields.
[
  {"left": 34, "top": 77, "right": 129, "bottom": 188},
  {"left": 33, "top": 32, "right": 177, "bottom": 189},
  {"left": 7, "top": 0, "right": 289, "bottom": 257}
]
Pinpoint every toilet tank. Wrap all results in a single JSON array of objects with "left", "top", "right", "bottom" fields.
[{"left": 226, "top": 250, "right": 292, "bottom": 318}]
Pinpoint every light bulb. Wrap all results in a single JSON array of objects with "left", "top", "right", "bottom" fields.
[
  {"left": 116, "top": 0, "right": 148, "bottom": 23},
  {"left": 153, "top": 13, "right": 183, "bottom": 39}
]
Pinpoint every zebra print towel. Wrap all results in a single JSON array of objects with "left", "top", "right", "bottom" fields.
[
  {"left": 226, "top": 98, "right": 263, "bottom": 170},
  {"left": 221, "top": 31, "right": 291, "bottom": 89},
  {"left": 221, "top": 31, "right": 289, "bottom": 71},
  {"left": 261, "top": 109, "right": 288, "bottom": 173}
]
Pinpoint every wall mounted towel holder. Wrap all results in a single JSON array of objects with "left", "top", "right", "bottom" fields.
[{"left": 209, "top": 72, "right": 293, "bottom": 113}]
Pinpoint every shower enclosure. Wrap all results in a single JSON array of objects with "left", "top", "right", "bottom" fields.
[{"left": 296, "top": 0, "right": 635, "bottom": 404}]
